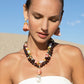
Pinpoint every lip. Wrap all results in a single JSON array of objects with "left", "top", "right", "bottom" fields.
[{"left": 37, "top": 32, "right": 49, "bottom": 38}]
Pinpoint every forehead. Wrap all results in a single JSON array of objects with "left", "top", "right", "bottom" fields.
[{"left": 29, "top": 0, "right": 62, "bottom": 16}]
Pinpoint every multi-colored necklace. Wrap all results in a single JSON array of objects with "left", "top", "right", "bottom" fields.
[{"left": 23, "top": 38, "right": 55, "bottom": 82}]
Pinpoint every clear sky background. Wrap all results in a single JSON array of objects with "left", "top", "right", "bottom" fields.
[{"left": 0, "top": 0, "right": 84, "bottom": 45}]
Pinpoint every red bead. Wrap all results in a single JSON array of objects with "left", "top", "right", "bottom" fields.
[
  {"left": 45, "top": 53, "right": 49, "bottom": 57},
  {"left": 38, "top": 69, "right": 42, "bottom": 75}
]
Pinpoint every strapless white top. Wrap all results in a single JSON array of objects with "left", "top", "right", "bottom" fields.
[{"left": 19, "top": 76, "right": 72, "bottom": 84}]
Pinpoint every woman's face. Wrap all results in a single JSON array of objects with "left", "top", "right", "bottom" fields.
[{"left": 27, "top": 0, "right": 62, "bottom": 43}]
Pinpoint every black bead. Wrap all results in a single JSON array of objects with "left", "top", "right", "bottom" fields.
[
  {"left": 31, "top": 59, "right": 35, "bottom": 64},
  {"left": 45, "top": 57, "right": 50, "bottom": 60},
  {"left": 28, "top": 58, "right": 31, "bottom": 61},
  {"left": 23, "top": 39, "right": 55, "bottom": 69},
  {"left": 34, "top": 63, "right": 37, "bottom": 66}
]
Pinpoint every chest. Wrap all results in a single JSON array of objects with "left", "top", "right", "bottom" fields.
[{"left": 12, "top": 56, "right": 72, "bottom": 84}]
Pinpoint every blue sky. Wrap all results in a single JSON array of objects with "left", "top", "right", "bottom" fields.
[{"left": 0, "top": 0, "right": 84, "bottom": 45}]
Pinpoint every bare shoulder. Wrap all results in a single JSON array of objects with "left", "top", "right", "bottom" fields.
[
  {"left": 54, "top": 43, "right": 84, "bottom": 66},
  {"left": 0, "top": 50, "right": 27, "bottom": 73},
  {"left": 0, "top": 51, "right": 25, "bottom": 84},
  {"left": 0, "top": 52, "right": 24, "bottom": 67},
  {"left": 54, "top": 44, "right": 84, "bottom": 83},
  {"left": 57, "top": 44, "right": 84, "bottom": 84},
  {"left": 55, "top": 44, "right": 83, "bottom": 59}
]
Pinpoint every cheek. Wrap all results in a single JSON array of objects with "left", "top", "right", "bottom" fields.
[
  {"left": 49, "top": 21, "right": 60, "bottom": 33},
  {"left": 29, "top": 16, "right": 41, "bottom": 30}
]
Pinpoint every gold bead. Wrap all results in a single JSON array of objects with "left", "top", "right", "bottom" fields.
[
  {"left": 26, "top": 47, "right": 29, "bottom": 50},
  {"left": 44, "top": 59, "right": 46, "bottom": 61},
  {"left": 24, "top": 22, "right": 28, "bottom": 25},
  {"left": 37, "top": 62, "right": 39, "bottom": 65}
]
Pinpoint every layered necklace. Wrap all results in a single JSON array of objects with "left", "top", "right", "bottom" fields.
[{"left": 23, "top": 38, "right": 55, "bottom": 82}]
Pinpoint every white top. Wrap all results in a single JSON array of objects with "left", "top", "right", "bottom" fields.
[{"left": 19, "top": 76, "right": 72, "bottom": 84}]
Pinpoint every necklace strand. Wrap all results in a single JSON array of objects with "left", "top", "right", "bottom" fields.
[{"left": 23, "top": 38, "right": 55, "bottom": 82}]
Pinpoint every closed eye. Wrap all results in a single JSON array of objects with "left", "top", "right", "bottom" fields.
[
  {"left": 32, "top": 12, "right": 43, "bottom": 20},
  {"left": 34, "top": 15, "right": 42, "bottom": 19},
  {"left": 49, "top": 18, "right": 59, "bottom": 22},
  {"left": 49, "top": 16, "right": 60, "bottom": 22}
]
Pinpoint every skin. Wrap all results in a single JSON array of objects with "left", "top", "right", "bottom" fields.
[{"left": 0, "top": 0, "right": 84, "bottom": 84}]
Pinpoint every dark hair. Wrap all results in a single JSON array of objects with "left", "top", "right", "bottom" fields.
[
  {"left": 26, "top": 0, "right": 31, "bottom": 9},
  {"left": 26, "top": 0, "right": 64, "bottom": 14}
]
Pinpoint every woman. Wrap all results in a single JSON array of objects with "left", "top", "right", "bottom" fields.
[{"left": 0, "top": 0, "right": 84, "bottom": 84}]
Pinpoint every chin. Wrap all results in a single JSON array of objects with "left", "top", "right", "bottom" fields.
[
  {"left": 35, "top": 37, "right": 50, "bottom": 44},
  {"left": 30, "top": 34, "right": 51, "bottom": 44}
]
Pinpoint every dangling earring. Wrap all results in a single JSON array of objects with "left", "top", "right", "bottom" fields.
[
  {"left": 23, "top": 18, "right": 29, "bottom": 31},
  {"left": 54, "top": 27, "right": 61, "bottom": 36}
]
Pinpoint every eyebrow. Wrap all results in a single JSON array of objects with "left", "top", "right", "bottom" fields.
[
  {"left": 32, "top": 11, "right": 60, "bottom": 18},
  {"left": 49, "top": 16, "right": 60, "bottom": 19},
  {"left": 32, "top": 12, "right": 43, "bottom": 17}
]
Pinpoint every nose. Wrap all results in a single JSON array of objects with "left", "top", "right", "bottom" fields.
[{"left": 41, "top": 19, "right": 48, "bottom": 32}]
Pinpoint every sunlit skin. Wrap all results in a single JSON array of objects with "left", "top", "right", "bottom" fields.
[
  {"left": 0, "top": 0, "right": 84, "bottom": 84},
  {"left": 26, "top": 0, "right": 62, "bottom": 51}
]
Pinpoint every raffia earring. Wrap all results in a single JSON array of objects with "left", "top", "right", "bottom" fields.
[
  {"left": 23, "top": 18, "right": 29, "bottom": 31},
  {"left": 54, "top": 27, "right": 61, "bottom": 36}
]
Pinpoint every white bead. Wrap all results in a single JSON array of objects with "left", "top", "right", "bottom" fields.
[
  {"left": 36, "top": 75, "right": 41, "bottom": 83},
  {"left": 27, "top": 50, "right": 30, "bottom": 54},
  {"left": 39, "top": 61, "right": 43, "bottom": 63}
]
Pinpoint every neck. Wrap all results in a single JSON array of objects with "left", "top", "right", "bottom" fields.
[{"left": 27, "top": 35, "right": 49, "bottom": 52}]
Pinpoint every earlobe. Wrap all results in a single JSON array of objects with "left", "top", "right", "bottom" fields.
[
  {"left": 23, "top": 4, "right": 29, "bottom": 20},
  {"left": 23, "top": 4, "right": 29, "bottom": 32},
  {"left": 54, "top": 27, "right": 61, "bottom": 36}
]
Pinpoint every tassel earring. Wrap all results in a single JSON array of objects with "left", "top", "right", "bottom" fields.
[
  {"left": 54, "top": 27, "right": 61, "bottom": 36},
  {"left": 23, "top": 18, "right": 29, "bottom": 31}
]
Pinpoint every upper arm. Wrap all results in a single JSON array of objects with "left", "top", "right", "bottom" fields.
[
  {"left": 71, "top": 48, "right": 84, "bottom": 84},
  {"left": 0, "top": 56, "right": 12, "bottom": 84}
]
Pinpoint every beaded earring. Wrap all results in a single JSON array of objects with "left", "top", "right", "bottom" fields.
[{"left": 23, "top": 18, "right": 29, "bottom": 31}]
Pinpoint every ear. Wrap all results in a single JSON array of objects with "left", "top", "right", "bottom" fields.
[
  {"left": 23, "top": 4, "right": 29, "bottom": 20},
  {"left": 54, "top": 27, "right": 61, "bottom": 36}
]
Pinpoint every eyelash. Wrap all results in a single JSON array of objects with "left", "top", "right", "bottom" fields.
[
  {"left": 34, "top": 16, "right": 41, "bottom": 19},
  {"left": 50, "top": 19, "right": 58, "bottom": 22},
  {"left": 34, "top": 15, "right": 59, "bottom": 22},
  {"left": 50, "top": 18, "right": 59, "bottom": 22}
]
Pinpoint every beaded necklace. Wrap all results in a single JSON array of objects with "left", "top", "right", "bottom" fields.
[{"left": 23, "top": 38, "right": 55, "bottom": 82}]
